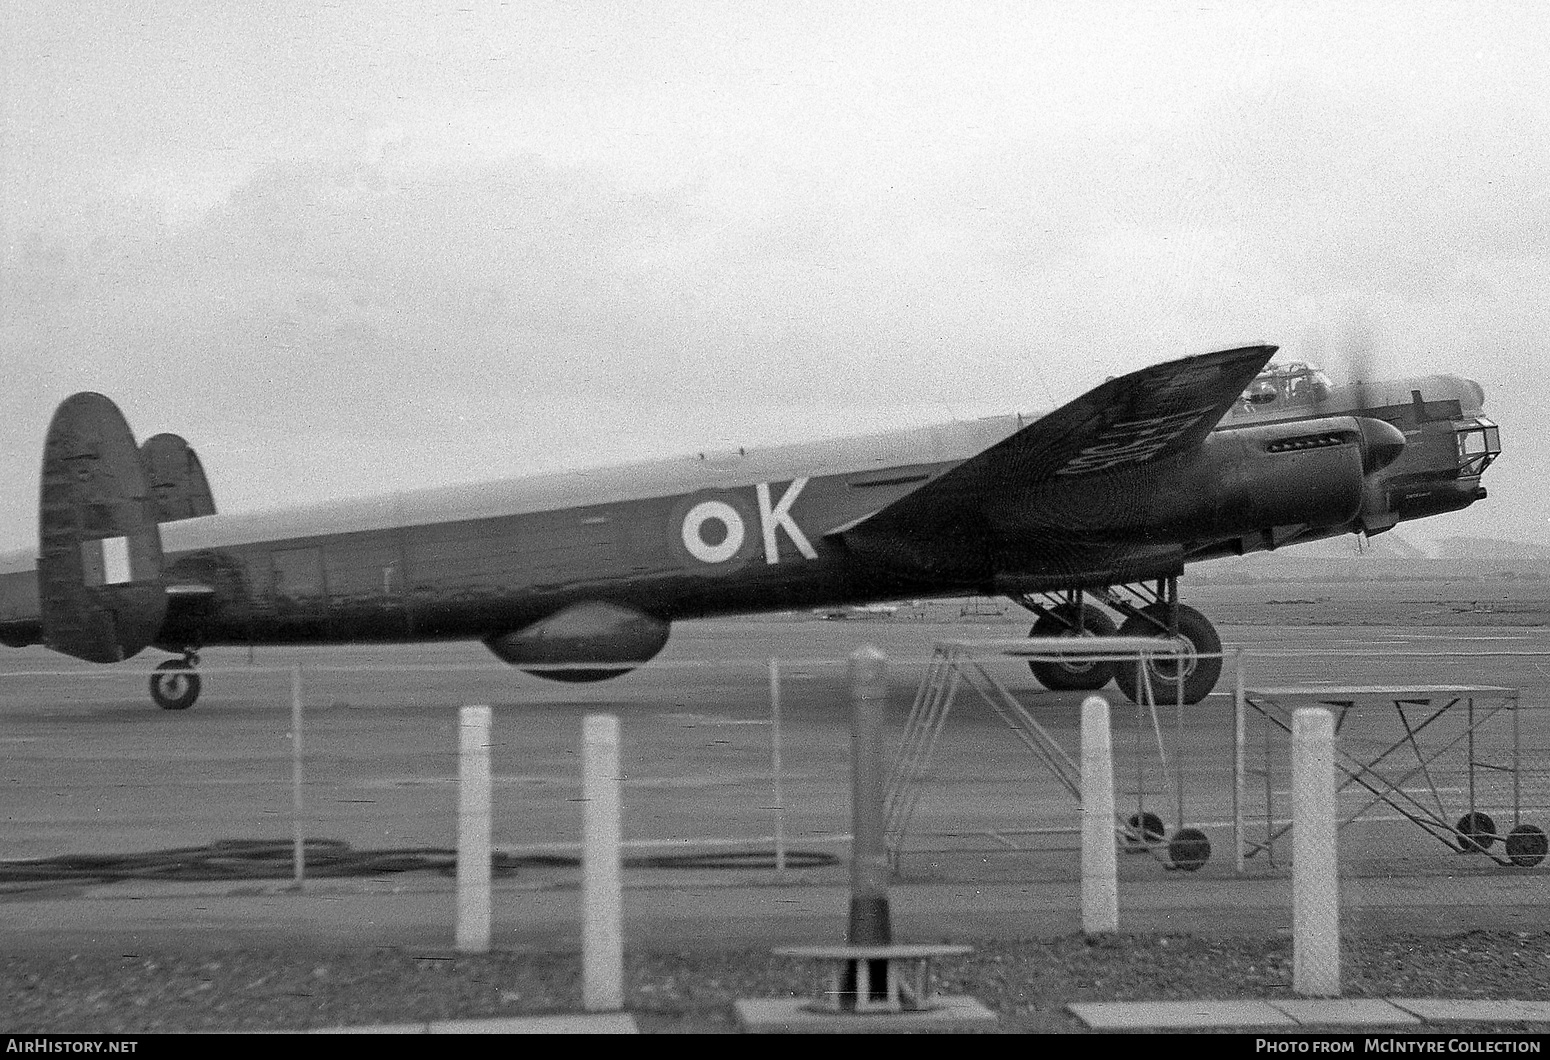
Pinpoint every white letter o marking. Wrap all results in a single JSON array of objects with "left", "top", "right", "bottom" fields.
[{"left": 681, "top": 500, "right": 745, "bottom": 563}]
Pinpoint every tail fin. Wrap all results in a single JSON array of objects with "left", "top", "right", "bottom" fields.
[
  {"left": 38, "top": 393, "right": 167, "bottom": 662},
  {"left": 141, "top": 433, "right": 217, "bottom": 521}
]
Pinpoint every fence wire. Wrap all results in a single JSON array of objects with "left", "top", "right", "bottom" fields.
[{"left": 2, "top": 629, "right": 1547, "bottom": 941}]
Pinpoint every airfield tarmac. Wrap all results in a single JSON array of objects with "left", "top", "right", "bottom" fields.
[{"left": 3, "top": 612, "right": 1550, "bottom": 957}]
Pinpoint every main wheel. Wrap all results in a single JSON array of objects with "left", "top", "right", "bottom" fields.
[
  {"left": 1027, "top": 604, "right": 1118, "bottom": 691},
  {"left": 1112, "top": 603, "right": 1222, "bottom": 706},
  {"left": 150, "top": 659, "right": 201, "bottom": 710}
]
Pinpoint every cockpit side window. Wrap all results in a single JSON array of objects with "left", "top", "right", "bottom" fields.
[{"left": 1244, "top": 381, "right": 1278, "bottom": 407}]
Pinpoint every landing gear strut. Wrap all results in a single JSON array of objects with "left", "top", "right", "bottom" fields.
[
  {"left": 1096, "top": 579, "right": 1223, "bottom": 706},
  {"left": 150, "top": 651, "right": 202, "bottom": 710},
  {"left": 1014, "top": 590, "right": 1117, "bottom": 692},
  {"left": 1015, "top": 576, "right": 1224, "bottom": 705}
]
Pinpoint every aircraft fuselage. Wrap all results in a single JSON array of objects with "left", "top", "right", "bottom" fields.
[{"left": 0, "top": 348, "right": 1500, "bottom": 705}]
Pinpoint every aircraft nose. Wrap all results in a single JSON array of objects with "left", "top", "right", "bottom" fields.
[
  {"left": 1464, "top": 377, "right": 1486, "bottom": 410},
  {"left": 1356, "top": 416, "right": 1406, "bottom": 474}
]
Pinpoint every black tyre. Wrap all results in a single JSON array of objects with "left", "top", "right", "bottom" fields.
[
  {"left": 1125, "top": 811, "right": 1166, "bottom": 849},
  {"left": 1112, "top": 603, "right": 1223, "bottom": 706},
  {"left": 1168, "top": 827, "right": 1211, "bottom": 871},
  {"left": 1456, "top": 812, "right": 1498, "bottom": 853},
  {"left": 150, "top": 659, "right": 201, "bottom": 710},
  {"left": 1026, "top": 604, "right": 1118, "bottom": 691},
  {"left": 1505, "top": 824, "right": 1547, "bottom": 868}
]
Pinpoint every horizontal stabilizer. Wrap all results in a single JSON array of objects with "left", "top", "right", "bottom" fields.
[{"left": 141, "top": 433, "right": 217, "bottom": 521}]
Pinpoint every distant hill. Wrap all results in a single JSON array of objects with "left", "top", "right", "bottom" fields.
[
  {"left": 1434, "top": 536, "right": 1550, "bottom": 561},
  {"left": 1186, "top": 531, "right": 1550, "bottom": 585},
  {"left": 1270, "top": 532, "right": 1430, "bottom": 560}
]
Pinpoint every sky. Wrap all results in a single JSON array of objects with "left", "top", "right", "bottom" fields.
[{"left": 3, "top": 0, "right": 1548, "bottom": 553}]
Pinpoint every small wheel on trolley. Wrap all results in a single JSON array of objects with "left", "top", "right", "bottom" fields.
[
  {"left": 1504, "top": 824, "right": 1547, "bottom": 868},
  {"left": 1167, "top": 827, "right": 1211, "bottom": 872},
  {"left": 1124, "top": 811, "right": 1165, "bottom": 850},
  {"left": 1455, "top": 812, "right": 1498, "bottom": 853}
]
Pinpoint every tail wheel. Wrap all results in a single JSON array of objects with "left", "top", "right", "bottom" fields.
[
  {"left": 1112, "top": 603, "right": 1222, "bottom": 706},
  {"left": 1027, "top": 604, "right": 1117, "bottom": 691},
  {"left": 150, "top": 659, "right": 201, "bottom": 711}
]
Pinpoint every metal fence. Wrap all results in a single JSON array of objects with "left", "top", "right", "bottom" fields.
[{"left": 3, "top": 624, "right": 1548, "bottom": 940}]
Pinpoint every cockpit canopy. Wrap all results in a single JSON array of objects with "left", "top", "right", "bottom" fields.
[
  {"left": 1455, "top": 417, "right": 1500, "bottom": 478},
  {"left": 1239, "top": 361, "right": 1335, "bottom": 410}
]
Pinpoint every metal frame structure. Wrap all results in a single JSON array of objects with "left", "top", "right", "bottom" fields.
[
  {"left": 882, "top": 636, "right": 1221, "bottom": 872},
  {"left": 1013, "top": 577, "right": 1190, "bottom": 644},
  {"left": 1234, "top": 685, "right": 1546, "bottom": 869}
]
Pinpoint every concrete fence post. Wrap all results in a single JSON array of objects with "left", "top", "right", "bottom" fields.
[
  {"left": 290, "top": 665, "right": 305, "bottom": 891},
  {"left": 848, "top": 645, "right": 892, "bottom": 947},
  {"left": 1081, "top": 695, "right": 1119, "bottom": 934},
  {"left": 582, "top": 713, "right": 624, "bottom": 1011},
  {"left": 770, "top": 656, "right": 786, "bottom": 874},
  {"left": 1293, "top": 706, "right": 1340, "bottom": 996},
  {"left": 455, "top": 705, "right": 493, "bottom": 954}
]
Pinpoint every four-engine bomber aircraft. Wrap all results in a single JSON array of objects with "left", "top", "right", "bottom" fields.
[{"left": 0, "top": 344, "right": 1500, "bottom": 710}]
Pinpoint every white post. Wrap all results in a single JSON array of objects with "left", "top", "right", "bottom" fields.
[
  {"left": 1233, "top": 652, "right": 1245, "bottom": 875},
  {"left": 582, "top": 713, "right": 624, "bottom": 1011},
  {"left": 770, "top": 657, "right": 786, "bottom": 874},
  {"left": 1292, "top": 706, "right": 1340, "bottom": 996},
  {"left": 847, "top": 646, "right": 892, "bottom": 948},
  {"left": 1081, "top": 695, "right": 1119, "bottom": 934},
  {"left": 455, "top": 705, "right": 492, "bottom": 954},
  {"left": 290, "top": 665, "right": 305, "bottom": 891}
]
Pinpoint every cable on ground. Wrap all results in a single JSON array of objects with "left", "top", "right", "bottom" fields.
[{"left": 0, "top": 838, "right": 840, "bottom": 885}]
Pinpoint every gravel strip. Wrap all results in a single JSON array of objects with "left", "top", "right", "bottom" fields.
[{"left": 4, "top": 930, "right": 1548, "bottom": 1033}]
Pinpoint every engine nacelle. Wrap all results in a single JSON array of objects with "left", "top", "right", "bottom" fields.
[
  {"left": 1000, "top": 415, "right": 1402, "bottom": 544},
  {"left": 1158, "top": 416, "right": 1382, "bottom": 537},
  {"left": 484, "top": 601, "right": 671, "bottom": 683},
  {"left": 0, "top": 615, "right": 39, "bottom": 648},
  {"left": 1141, "top": 415, "right": 1407, "bottom": 539}
]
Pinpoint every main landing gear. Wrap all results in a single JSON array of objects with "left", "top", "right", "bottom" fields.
[
  {"left": 149, "top": 651, "right": 202, "bottom": 710},
  {"left": 1014, "top": 577, "right": 1224, "bottom": 705}
]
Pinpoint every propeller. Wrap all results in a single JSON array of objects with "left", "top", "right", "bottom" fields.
[
  {"left": 1336, "top": 312, "right": 1378, "bottom": 416},
  {"left": 1300, "top": 309, "right": 1402, "bottom": 538},
  {"left": 1305, "top": 309, "right": 1380, "bottom": 417}
]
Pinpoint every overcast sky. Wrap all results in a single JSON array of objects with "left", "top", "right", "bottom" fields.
[{"left": 3, "top": 1, "right": 1547, "bottom": 553}]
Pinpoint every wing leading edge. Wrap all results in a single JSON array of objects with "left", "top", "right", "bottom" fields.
[{"left": 838, "top": 344, "right": 1278, "bottom": 573}]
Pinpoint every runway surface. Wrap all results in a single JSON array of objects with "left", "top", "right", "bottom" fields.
[{"left": 3, "top": 617, "right": 1549, "bottom": 954}]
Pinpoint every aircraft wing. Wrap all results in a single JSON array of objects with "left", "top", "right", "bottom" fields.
[{"left": 839, "top": 345, "right": 1277, "bottom": 565}]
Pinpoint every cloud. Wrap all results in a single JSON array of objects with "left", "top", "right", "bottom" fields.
[{"left": 5, "top": 7, "right": 1550, "bottom": 550}]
